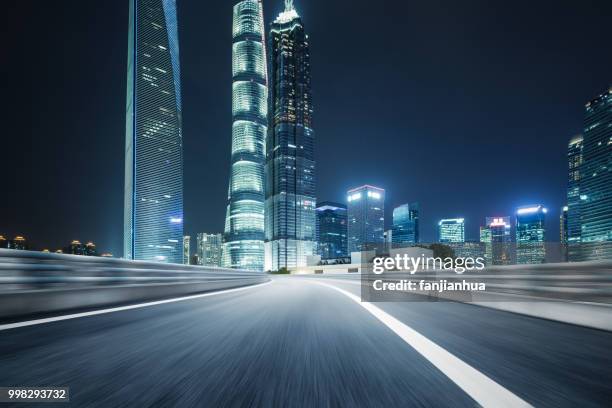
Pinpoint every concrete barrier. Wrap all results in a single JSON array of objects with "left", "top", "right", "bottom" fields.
[{"left": 0, "top": 249, "right": 269, "bottom": 320}]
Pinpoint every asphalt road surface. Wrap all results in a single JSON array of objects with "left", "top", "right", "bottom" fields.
[{"left": 1, "top": 277, "right": 611, "bottom": 407}]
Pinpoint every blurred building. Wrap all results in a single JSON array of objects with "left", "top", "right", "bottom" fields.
[
  {"left": 8, "top": 236, "right": 28, "bottom": 250},
  {"left": 578, "top": 88, "right": 612, "bottom": 260},
  {"left": 0, "top": 235, "right": 7, "bottom": 248},
  {"left": 222, "top": 0, "right": 267, "bottom": 271},
  {"left": 183, "top": 236, "right": 191, "bottom": 265},
  {"left": 65, "top": 240, "right": 86, "bottom": 255},
  {"left": 347, "top": 185, "right": 385, "bottom": 253},
  {"left": 481, "top": 217, "right": 513, "bottom": 265},
  {"left": 123, "top": 0, "right": 184, "bottom": 264},
  {"left": 392, "top": 202, "right": 419, "bottom": 246},
  {"left": 438, "top": 218, "right": 465, "bottom": 243},
  {"left": 566, "top": 134, "right": 583, "bottom": 261},
  {"left": 264, "top": 0, "right": 316, "bottom": 271},
  {"left": 316, "top": 202, "right": 348, "bottom": 260},
  {"left": 85, "top": 242, "right": 97, "bottom": 256},
  {"left": 560, "top": 205, "right": 569, "bottom": 261},
  {"left": 197, "top": 233, "right": 223, "bottom": 267},
  {"left": 516, "top": 205, "right": 547, "bottom": 264},
  {"left": 451, "top": 241, "right": 485, "bottom": 260}
]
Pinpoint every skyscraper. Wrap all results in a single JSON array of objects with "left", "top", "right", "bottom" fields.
[
  {"left": 316, "top": 202, "right": 348, "bottom": 259},
  {"left": 124, "top": 0, "right": 183, "bottom": 263},
  {"left": 483, "top": 216, "right": 512, "bottom": 265},
  {"left": 347, "top": 185, "right": 385, "bottom": 253},
  {"left": 391, "top": 203, "right": 419, "bottom": 246},
  {"left": 579, "top": 88, "right": 612, "bottom": 260},
  {"left": 197, "top": 233, "right": 223, "bottom": 267},
  {"left": 183, "top": 235, "right": 190, "bottom": 265},
  {"left": 265, "top": 0, "right": 316, "bottom": 271},
  {"left": 566, "top": 134, "right": 583, "bottom": 261},
  {"left": 560, "top": 205, "right": 568, "bottom": 261},
  {"left": 516, "top": 205, "right": 547, "bottom": 264},
  {"left": 438, "top": 218, "right": 465, "bottom": 243},
  {"left": 223, "top": 0, "right": 268, "bottom": 271}
]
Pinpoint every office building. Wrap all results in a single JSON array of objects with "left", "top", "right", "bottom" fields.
[
  {"left": 265, "top": 0, "right": 316, "bottom": 270},
  {"left": 392, "top": 203, "right": 419, "bottom": 246},
  {"left": 316, "top": 202, "right": 348, "bottom": 259},
  {"left": 124, "top": 0, "right": 184, "bottom": 263},
  {"left": 579, "top": 89, "right": 612, "bottom": 260},
  {"left": 197, "top": 233, "right": 223, "bottom": 267},
  {"left": 482, "top": 217, "right": 512, "bottom": 265},
  {"left": 183, "top": 235, "right": 191, "bottom": 265},
  {"left": 438, "top": 218, "right": 465, "bottom": 243},
  {"left": 560, "top": 206, "right": 568, "bottom": 261},
  {"left": 347, "top": 185, "right": 385, "bottom": 253},
  {"left": 516, "top": 205, "right": 547, "bottom": 264},
  {"left": 566, "top": 134, "right": 583, "bottom": 261},
  {"left": 223, "top": 0, "right": 267, "bottom": 271}
]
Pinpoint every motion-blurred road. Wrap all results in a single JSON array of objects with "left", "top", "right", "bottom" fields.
[{"left": 1, "top": 277, "right": 611, "bottom": 407}]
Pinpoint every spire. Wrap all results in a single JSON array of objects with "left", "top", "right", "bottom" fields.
[
  {"left": 275, "top": 0, "right": 299, "bottom": 23},
  {"left": 285, "top": 0, "right": 294, "bottom": 11}
]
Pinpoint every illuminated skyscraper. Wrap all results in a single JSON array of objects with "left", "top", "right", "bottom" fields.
[
  {"left": 316, "top": 202, "right": 348, "bottom": 259},
  {"left": 223, "top": 0, "right": 268, "bottom": 271},
  {"left": 566, "top": 134, "right": 583, "bottom": 261},
  {"left": 124, "top": 0, "right": 183, "bottom": 263},
  {"left": 392, "top": 203, "right": 419, "bottom": 246},
  {"left": 265, "top": 0, "right": 316, "bottom": 270},
  {"left": 438, "top": 218, "right": 465, "bottom": 243},
  {"left": 516, "top": 205, "right": 547, "bottom": 264},
  {"left": 483, "top": 216, "right": 512, "bottom": 265},
  {"left": 560, "top": 206, "right": 568, "bottom": 261},
  {"left": 347, "top": 185, "right": 385, "bottom": 253},
  {"left": 183, "top": 235, "right": 190, "bottom": 265},
  {"left": 197, "top": 233, "right": 223, "bottom": 267},
  {"left": 579, "top": 89, "right": 612, "bottom": 260}
]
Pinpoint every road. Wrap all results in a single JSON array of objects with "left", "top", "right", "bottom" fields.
[{"left": 1, "top": 277, "right": 611, "bottom": 407}]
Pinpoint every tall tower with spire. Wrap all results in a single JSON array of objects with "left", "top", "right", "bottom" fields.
[
  {"left": 222, "top": 0, "right": 268, "bottom": 270},
  {"left": 265, "top": 0, "right": 316, "bottom": 271}
]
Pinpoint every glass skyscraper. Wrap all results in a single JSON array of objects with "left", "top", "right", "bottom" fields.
[
  {"left": 578, "top": 89, "right": 612, "bottom": 260},
  {"left": 265, "top": 0, "right": 316, "bottom": 271},
  {"left": 566, "top": 134, "right": 583, "bottom": 261},
  {"left": 483, "top": 216, "right": 512, "bottom": 265},
  {"left": 223, "top": 0, "right": 268, "bottom": 271},
  {"left": 516, "top": 205, "right": 547, "bottom": 264},
  {"left": 347, "top": 185, "right": 385, "bottom": 253},
  {"left": 391, "top": 203, "right": 419, "bottom": 246},
  {"left": 316, "top": 202, "right": 348, "bottom": 259},
  {"left": 438, "top": 218, "right": 465, "bottom": 243},
  {"left": 197, "top": 233, "right": 223, "bottom": 267},
  {"left": 124, "top": 0, "right": 183, "bottom": 263}
]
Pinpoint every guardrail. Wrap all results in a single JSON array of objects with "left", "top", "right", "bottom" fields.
[{"left": 0, "top": 249, "right": 269, "bottom": 319}]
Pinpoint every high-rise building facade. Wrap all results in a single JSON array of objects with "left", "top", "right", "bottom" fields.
[
  {"left": 316, "top": 202, "right": 348, "bottom": 259},
  {"left": 223, "top": 0, "right": 268, "bottom": 271},
  {"left": 438, "top": 218, "right": 465, "bottom": 243},
  {"left": 391, "top": 203, "right": 419, "bottom": 246},
  {"left": 579, "top": 89, "right": 612, "bottom": 260},
  {"left": 566, "top": 134, "right": 583, "bottom": 261},
  {"left": 347, "top": 185, "right": 385, "bottom": 253},
  {"left": 265, "top": 0, "right": 316, "bottom": 271},
  {"left": 183, "top": 235, "right": 190, "bottom": 265},
  {"left": 197, "top": 233, "right": 223, "bottom": 267},
  {"left": 560, "top": 205, "right": 568, "bottom": 261},
  {"left": 484, "top": 216, "right": 512, "bottom": 265},
  {"left": 516, "top": 205, "right": 547, "bottom": 264},
  {"left": 124, "top": 0, "right": 183, "bottom": 263}
]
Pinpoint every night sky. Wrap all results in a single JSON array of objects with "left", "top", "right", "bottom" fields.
[{"left": 3, "top": 0, "right": 611, "bottom": 255}]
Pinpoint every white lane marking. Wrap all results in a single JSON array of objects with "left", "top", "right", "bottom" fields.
[
  {"left": 313, "top": 281, "right": 531, "bottom": 408},
  {"left": 0, "top": 280, "right": 272, "bottom": 332}
]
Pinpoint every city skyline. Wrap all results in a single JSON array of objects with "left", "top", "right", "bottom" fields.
[{"left": 2, "top": 0, "right": 612, "bottom": 256}]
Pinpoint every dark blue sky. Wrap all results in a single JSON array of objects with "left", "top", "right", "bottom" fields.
[{"left": 2, "top": 0, "right": 611, "bottom": 255}]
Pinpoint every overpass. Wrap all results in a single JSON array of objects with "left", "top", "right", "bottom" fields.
[{"left": 0, "top": 249, "right": 611, "bottom": 407}]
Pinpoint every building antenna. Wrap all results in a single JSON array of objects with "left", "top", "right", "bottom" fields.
[{"left": 285, "top": 0, "right": 294, "bottom": 11}]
